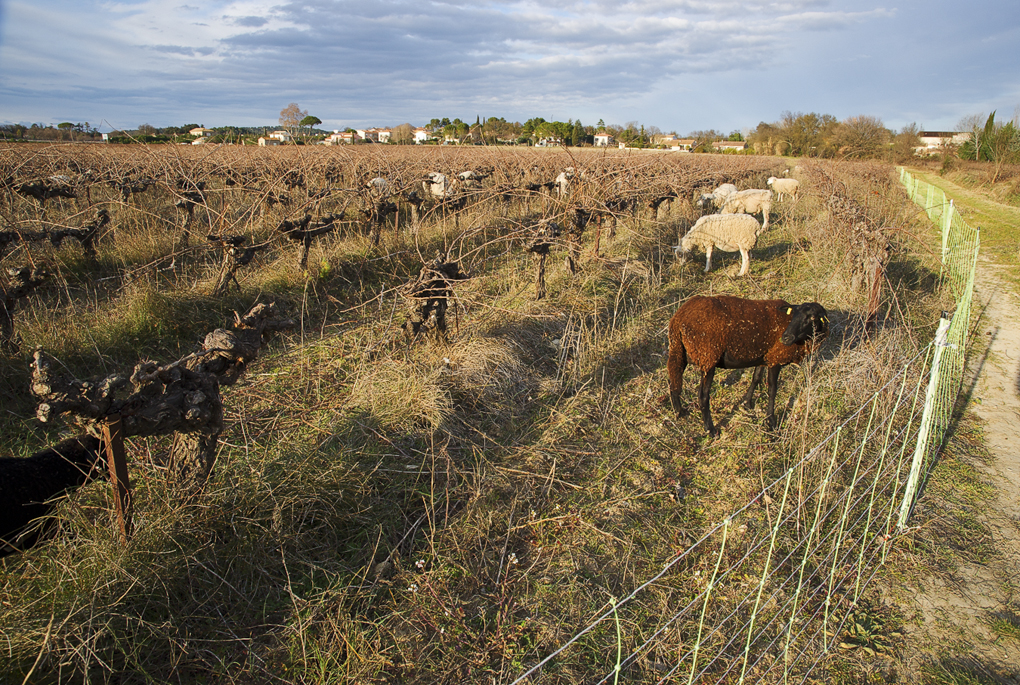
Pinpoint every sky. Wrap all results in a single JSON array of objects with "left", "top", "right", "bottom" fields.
[{"left": 1, "top": 0, "right": 1018, "bottom": 135}]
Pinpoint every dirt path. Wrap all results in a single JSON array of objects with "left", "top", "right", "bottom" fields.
[{"left": 898, "top": 180, "right": 1020, "bottom": 680}]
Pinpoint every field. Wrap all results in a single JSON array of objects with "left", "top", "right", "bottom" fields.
[{"left": 0, "top": 143, "right": 952, "bottom": 683}]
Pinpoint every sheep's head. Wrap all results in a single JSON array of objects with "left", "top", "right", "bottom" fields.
[
  {"left": 780, "top": 303, "right": 829, "bottom": 346},
  {"left": 767, "top": 177, "right": 777, "bottom": 185},
  {"left": 695, "top": 193, "right": 713, "bottom": 208}
]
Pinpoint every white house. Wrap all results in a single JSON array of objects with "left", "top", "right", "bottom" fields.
[
  {"left": 714, "top": 140, "right": 748, "bottom": 152},
  {"left": 269, "top": 130, "right": 293, "bottom": 143},
  {"left": 326, "top": 131, "right": 354, "bottom": 145},
  {"left": 916, "top": 131, "right": 968, "bottom": 154},
  {"left": 258, "top": 136, "right": 281, "bottom": 146},
  {"left": 414, "top": 127, "right": 431, "bottom": 144},
  {"left": 594, "top": 133, "right": 615, "bottom": 147},
  {"left": 377, "top": 128, "right": 392, "bottom": 143},
  {"left": 190, "top": 127, "right": 214, "bottom": 137}
]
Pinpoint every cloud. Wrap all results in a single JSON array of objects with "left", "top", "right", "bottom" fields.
[
  {"left": 233, "top": 15, "right": 269, "bottom": 27},
  {"left": 1, "top": 0, "right": 1017, "bottom": 133}
]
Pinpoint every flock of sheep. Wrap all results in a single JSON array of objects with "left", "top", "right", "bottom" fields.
[{"left": 679, "top": 176, "right": 799, "bottom": 275}]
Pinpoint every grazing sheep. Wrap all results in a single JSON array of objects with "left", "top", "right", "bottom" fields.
[
  {"left": 667, "top": 295, "right": 829, "bottom": 436},
  {"left": 721, "top": 189, "right": 773, "bottom": 230},
  {"left": 696, "top": 183, "right": 738, "bottom": 211},
  {"left": 555, "top": 167, "right": 575, "bottom": 198},
  {"left": 1, "top": 435, "right": 104, "bottom": 556},
  {"left": 366, "top": 177, "right": 390, "bottom": 198},
  {"left": 424, "top": 172, "right": 453, "bottom": 198},
  {"left": 674, "top": 213, "right": 762, "bottom": 276},
  {"left": 767, "top": 177, "right": 800, "bottom": 201}
]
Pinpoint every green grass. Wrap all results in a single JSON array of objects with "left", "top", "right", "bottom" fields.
[{"left": 906, "top": 167, "right": 1020, "bottom": 269}]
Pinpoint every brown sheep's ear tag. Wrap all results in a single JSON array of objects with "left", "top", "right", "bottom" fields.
[{"left": 786, "top": 308, "right": 793, "bottom": 315}]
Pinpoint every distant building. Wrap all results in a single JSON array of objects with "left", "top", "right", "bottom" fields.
[
  {"left": 714, "top": 140, "right": 748, "bottom": 152},
  {"left": 258, "top": 137, "right": 281, "bottom": 146},
  {"left": 269, "top": 130, "right": 293, "bottom": 143},
  {"left": 414, "top": 127, "right": 431, "bottom": 144},
  {"left": 377, "top": 128, "right": 392, "bottom": 143},
  {"left": 594, "top": 133, "right": 615, "bottom": 147},
  {"left": 916, "top": 131, "right": 969, "bottom": 154},
  {"left": 190, "top": 127, "right": 214, "bottom": 137},
  {"left": 326, "top": 131, "right": 355, "bottom": 145}
]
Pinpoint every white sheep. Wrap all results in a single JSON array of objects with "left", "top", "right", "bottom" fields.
[
  {"left": 555, "top": 167, "right": 575, "bottom": 198},
  {"left": 674, "top": 213, "right": 763, "bottom": 276},
  {"left": 696, "top": 183, "right": 738, "bottom": 210},
  {"left": 424, "top": 172, "right": 453, "bottom": 198},
  {"left": 366, "top": 177, "right": 390, "bottom": 198},
  {"left": 720, "top": 189, "right": 773, "bottom": 230},
  {"left": 767, "top": 177, "right": 800, "bottom": 201}
]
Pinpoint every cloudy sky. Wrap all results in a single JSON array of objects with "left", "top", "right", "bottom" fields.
[{"left": 1, "top": 0, "right": 1018, "bottom": 134}]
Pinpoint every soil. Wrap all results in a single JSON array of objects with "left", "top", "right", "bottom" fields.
[{"left": 893, "top": 184, "right": 1020, "bottom": 681}]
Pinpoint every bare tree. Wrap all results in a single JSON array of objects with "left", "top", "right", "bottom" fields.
[
  {"left": 391, "top": 123, "right": 414, "bottom": 144},
  {"left": 834, "top": 115, "right": 891, "bottom": 159},
  {"left": 279, "top": 103, "right": 307, "bottom": 137}
]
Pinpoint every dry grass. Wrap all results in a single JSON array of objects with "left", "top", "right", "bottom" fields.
[{"left": 0, "top": 144, "right": 954, "bottom": 683}]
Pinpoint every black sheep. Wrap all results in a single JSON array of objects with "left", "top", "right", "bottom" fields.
[
  {"left": 667, "top": 295, "right": 829, "bottom": 436},
  {"left": 1, "top": 435, "right": 105, "bottom": 557}
]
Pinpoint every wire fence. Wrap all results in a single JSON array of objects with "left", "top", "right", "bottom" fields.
[{"left": 506, "top": 169, "right": 980, "bottom": 684}]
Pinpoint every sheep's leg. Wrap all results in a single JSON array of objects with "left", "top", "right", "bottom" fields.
[
  {"left": 666, "top": 342, "right": 688, "bottom": 417},
  {"left": 703, "top": 244, "right": 713, "bottom": 273},
  {"left": 434, "top": 298, "right": 449, "bottom": 341},
  {"left": 738, "top": 248, "right": 750, "bottom": 276},
  {"left": 761, "top": 203, "right": 770, "bottom": 231},
  {"left": 740, "top": 366, "right": 766, "bottom": 410},
  {"left": 698, "top": 366, "right": 719, "bottom": 437},
  {"left": 764, "top": 365, "right": 782, "bottom": 430}
]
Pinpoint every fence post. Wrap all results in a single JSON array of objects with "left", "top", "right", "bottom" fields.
[
  {"left": 897, "top": 315, "right": 951, "bottom": 532},
  {"left": 101, "top": 413, "right": 133, "bottom": 544},
  {"left": 942, "top": 199, "right": 953, "bottom": 264}
]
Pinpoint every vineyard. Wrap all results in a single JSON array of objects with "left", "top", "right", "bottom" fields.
[{"left": 0, "top": 143, "right": 951, "bottom": 683}]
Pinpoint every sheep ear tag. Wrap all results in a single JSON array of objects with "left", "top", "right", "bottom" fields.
[{"left": 786, "top": 308, "right": 793, "bottom": 315}]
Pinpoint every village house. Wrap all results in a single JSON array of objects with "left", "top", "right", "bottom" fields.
[
  {"left": 414, "top": 127, "right": 431, "bottom": 144},
  {"left": 714, "top": 140, "right": 748, "bottom": 152},
  {"left": 257, "top": 136, "right": 281, "bottom": 146},
  {"left": 269, "top": 130, "right": 293, "bottom": 143},
  {"left": 916, "top": 131, "right": 969, "bottom": 155},
  {"left": 377, "top": 129, "right": 392, "bottom": 143},
  {"left": 325, "top": 131, "right": 355, "bottom": 145},
  {"left": 189, "top": 127, "right": 214, "bottom": 138},
  {"left": 594, "top": 133, "right": 615, "bottom": 147}
]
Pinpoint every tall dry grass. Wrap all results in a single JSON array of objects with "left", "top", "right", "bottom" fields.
[{"left": 0, "top": 144, "right": 947, "bottom": 683}]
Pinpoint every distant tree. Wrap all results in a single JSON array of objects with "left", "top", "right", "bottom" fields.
[
  {"left": 571, "top": 119, "right": 585, "bottom": 146},
  {"left": 891, "top": 123, "right": 922, "bottom": 162},
  {"left": 280, "top": 103, "right": 307, "bottom": 137},
  {"left": 833, "top": 115, "right": 891, "bottom": 159},
  {"left": 138, "top": 123, "right": 157, "bottom": 135},
  {"left": 727, "top": 130, "right": 744, "bottom": 141},
  {"left": 57, "top": 122, "right": 75, "bottom": 141},
  {"left": 299, "top": 115, "right": 322, "bottom": 141},
  {"left": 959, "top": 111, "right": 1020, "bottom": 182},
  {"left": 392, "top": 123, "right": 414, "bottom": 144},
  {"left": 689, "top": 130, "right": 722, "bottom": 153}
]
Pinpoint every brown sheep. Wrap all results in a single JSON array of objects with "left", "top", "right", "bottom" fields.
[{"left": 667, "top": 295, "right": 829, "bottom": 436}]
